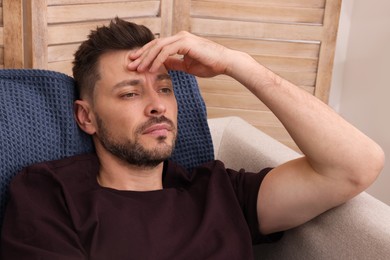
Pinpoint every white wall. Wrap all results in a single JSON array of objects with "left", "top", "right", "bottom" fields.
[{"left": 330, "top": 0, "right": 390, "bottom": 205}]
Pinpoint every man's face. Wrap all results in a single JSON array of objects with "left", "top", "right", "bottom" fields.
[{"left": 90, "top": 50, "right": 178, "bottom": 168}]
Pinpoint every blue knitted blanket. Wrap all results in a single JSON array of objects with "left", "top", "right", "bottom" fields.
[{"left": 0, "top": 69, "right": 214, "bottom": 231}]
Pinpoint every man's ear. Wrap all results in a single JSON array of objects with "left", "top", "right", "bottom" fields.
[{"left": 74, "top": 100, "right": 96, "bottom": 135}]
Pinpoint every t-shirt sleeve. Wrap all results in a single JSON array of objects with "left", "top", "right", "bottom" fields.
[
  {"left": 227, "top": 167, "right": 283, "bottom": 245},
  {"left": 1, "top": 166, "right": 87, "bottom": 259}
]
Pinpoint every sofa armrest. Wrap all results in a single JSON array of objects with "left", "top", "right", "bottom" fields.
[
  {"left": 255, "top": 192, "right": 390, "bottom": 259},
  {"left": 208, "top": 116, "right": 390, "bottom": 259},
  {"left": 208, "top": 116, "right": 301, "bottom": 170}
]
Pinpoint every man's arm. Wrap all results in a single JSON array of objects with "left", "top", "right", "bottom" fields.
[
  {"left": 225, "top": 50, "right": 384, "bottom": 234},
  {"left": 128, "top": 31, "right": 385, "bottom": 235}
]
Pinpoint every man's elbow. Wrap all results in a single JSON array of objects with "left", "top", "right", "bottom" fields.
[{"left": 349, "top": 143, "right": 385, "bottom": 192}]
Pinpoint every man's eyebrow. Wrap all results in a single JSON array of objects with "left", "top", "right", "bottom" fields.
[
  {"left": 112, "top": 74, "right": 171, "bottom": 90},
  {"left": 112, "top": 79, "right": 141, "bottom": 90},
  {"left": 156, "top": 74, "right": 172, "bottom": 81}
]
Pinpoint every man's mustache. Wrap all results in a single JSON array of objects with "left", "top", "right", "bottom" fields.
[{"left": 136, "top": 116, "right": 176, "bottom": 134}]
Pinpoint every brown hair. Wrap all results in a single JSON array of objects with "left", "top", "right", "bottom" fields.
[{"left": 72, "top": 17, "right": 155, "bottom": 100}]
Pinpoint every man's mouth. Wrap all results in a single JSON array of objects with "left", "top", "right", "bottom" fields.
[
  {"left": 137, "top": 116, "right": 176, "bottom": 139},
  {"left": 142, "top": 123, "right": 173, "bottom": 137}
]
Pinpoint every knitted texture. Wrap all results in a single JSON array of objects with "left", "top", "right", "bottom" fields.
[
  {"left": 0, "top": 69, "right": 213, "bottom": 231},
  {"left": 169, "top": 70, "right": 214, "bottom": 170},
  {"left": 0, "top": 69, "right": 94, "bottom": 230}
]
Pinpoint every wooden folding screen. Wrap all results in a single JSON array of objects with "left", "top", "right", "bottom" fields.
[
  {"left": 2, "top": 0, "right": 342, "bottom": 151},
  {"left": 0, "top": 0, "right": 3, "bottom": 68}
]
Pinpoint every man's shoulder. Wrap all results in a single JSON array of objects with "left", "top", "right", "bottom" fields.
[
  {"left": 28, "top": 153, "right": 97, "bottom": 170},
  {"left": 48, "top": 153, "right": 98, "bottom": 169},
  {"left": 171, "top": 159, "right": 231, "bottom": 182},
  {"left": 18, "top": 153, "right": 99, "bottom": 182},
  {"left": 168, "top": 159, "right": 227, "bottom": 176}
]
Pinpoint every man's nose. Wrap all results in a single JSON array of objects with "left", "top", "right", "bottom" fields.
[{"left": 144, "top": 91, "right": 166, "bottom": 117}]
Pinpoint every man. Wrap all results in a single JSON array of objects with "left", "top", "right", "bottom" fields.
[{"left": 1, "top": 18, "right": 384, "bottom": 259}]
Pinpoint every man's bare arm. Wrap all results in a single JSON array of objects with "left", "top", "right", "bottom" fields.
[{"left": 224, "top": 50, "right": 384, "bottom": 234}]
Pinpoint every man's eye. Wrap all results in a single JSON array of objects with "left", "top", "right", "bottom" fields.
[
  {"left": 160, "top": 87, "right": 173, "bottom": 94},
  {"left": 121, "top": 93, "right": 138, "bottom": 98}
]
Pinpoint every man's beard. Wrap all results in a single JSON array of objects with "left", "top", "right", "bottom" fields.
[{"left": 95, "top": 115, "right": 176, "bottom": 168}]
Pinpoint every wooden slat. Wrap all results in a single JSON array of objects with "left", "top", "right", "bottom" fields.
[
  {"left": 0, "top": 7, "right": 3, "bottom": 26},
  {"left": 314, "top": 0, "right": 342, "bottom": 102},
  {"left": 198, "top": 77, "right": 254, "bottom": 96},
  {"left": 0, "top": 47, "right": 3, "bottom": 65},
  {"left": 26, "top": 0, "right": 48, "bottom": 69},
  {"left": 48, "top": 0, "right": 154, "bottom": 6},
  {"left": 172, "top": 0, "right": 191, "bottom": 33},
  {"left": 191, "top": 18, "right": 323, "bottom": 42},
  {"left": 202, "top": 70, "right": 316, "bottom": 87},
  {"left": 192, "top": 0, "right": 325, "bottom": 9},
  {"left": 203, "top": 92, "right": 269, "bottom": 111},
  {"left": 48, "top": 60, "right": 72, "bottom": 75},
  {"left": 192, "top": 1, "right": 324, "bottom": 25},
  {"left": 252, "top": 55, "right": 318, "bottom": 73},
  {"left": 0, "top": 2, "right": 2, "bottom": 67},
  {"left": 0, "top": 27, "right": 3, "bottom": 45},
  {"left": 208, "top": 37, "right": 320, "bottom": 59},
  {"left": 208, "top": 107, "right": 283, "bottom": 127},
  {"left": 160, "top": 0, "right": 173, "bottom": 37},
  {"left": 3, "top": 0, "right": 24, "bottom": 68},
  {"left": 47, "top": 17, "right": 161, "bottom": 45},
  {"left": 47, "top": 1, "right": 161, "bottom": 24},
  {"left": 48, "top": 43, "right": 79, "bottom": 63},
  {"left": 198, "top": 76, "right": 315, "bottom": 96}
]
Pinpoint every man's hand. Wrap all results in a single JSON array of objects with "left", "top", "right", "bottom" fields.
[{"left": 127, "top": 31, "right": 231, "bottom": 78}]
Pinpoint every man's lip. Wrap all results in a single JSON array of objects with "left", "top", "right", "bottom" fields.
[{"left": 142, "top": 123, "right": 173, "bottom": 135}]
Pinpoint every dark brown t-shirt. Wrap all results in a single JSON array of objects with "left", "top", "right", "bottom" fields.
[{"left": 1, "top": 153, "right": 281, "bottom": 259}]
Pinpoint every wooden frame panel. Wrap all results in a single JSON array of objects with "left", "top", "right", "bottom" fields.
[
  {"left": 3, "top": 0, "right": 24, "bottom": 68},
  {"left": 315, "top": 0, "right": 342, "bottom": 103},
  {"left": 193, "top": 0, "right": 326, "bottom": 9},
  {"left": 192, "top": 1, "right": 325, "bottom": 24},
  {"left": 0, "top": 0, "right": 3, "bottom": 68},
  {"left": 47, "top": 1, "right": 161, "bottom": 24},
  {"left": 25, "top": 0, "right": 48, "bottom": 68}
]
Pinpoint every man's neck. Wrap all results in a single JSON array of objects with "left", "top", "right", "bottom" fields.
[{"left": 96, "top": 151, "right": 164, "bottom": 192}]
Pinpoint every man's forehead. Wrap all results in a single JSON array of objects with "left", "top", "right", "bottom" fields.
[
  {"left": 98, "top": 50, "right": 136, "bottom": 72},
  {"left": 97, "top": 50, "right": 171, "bottom": 83}
]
